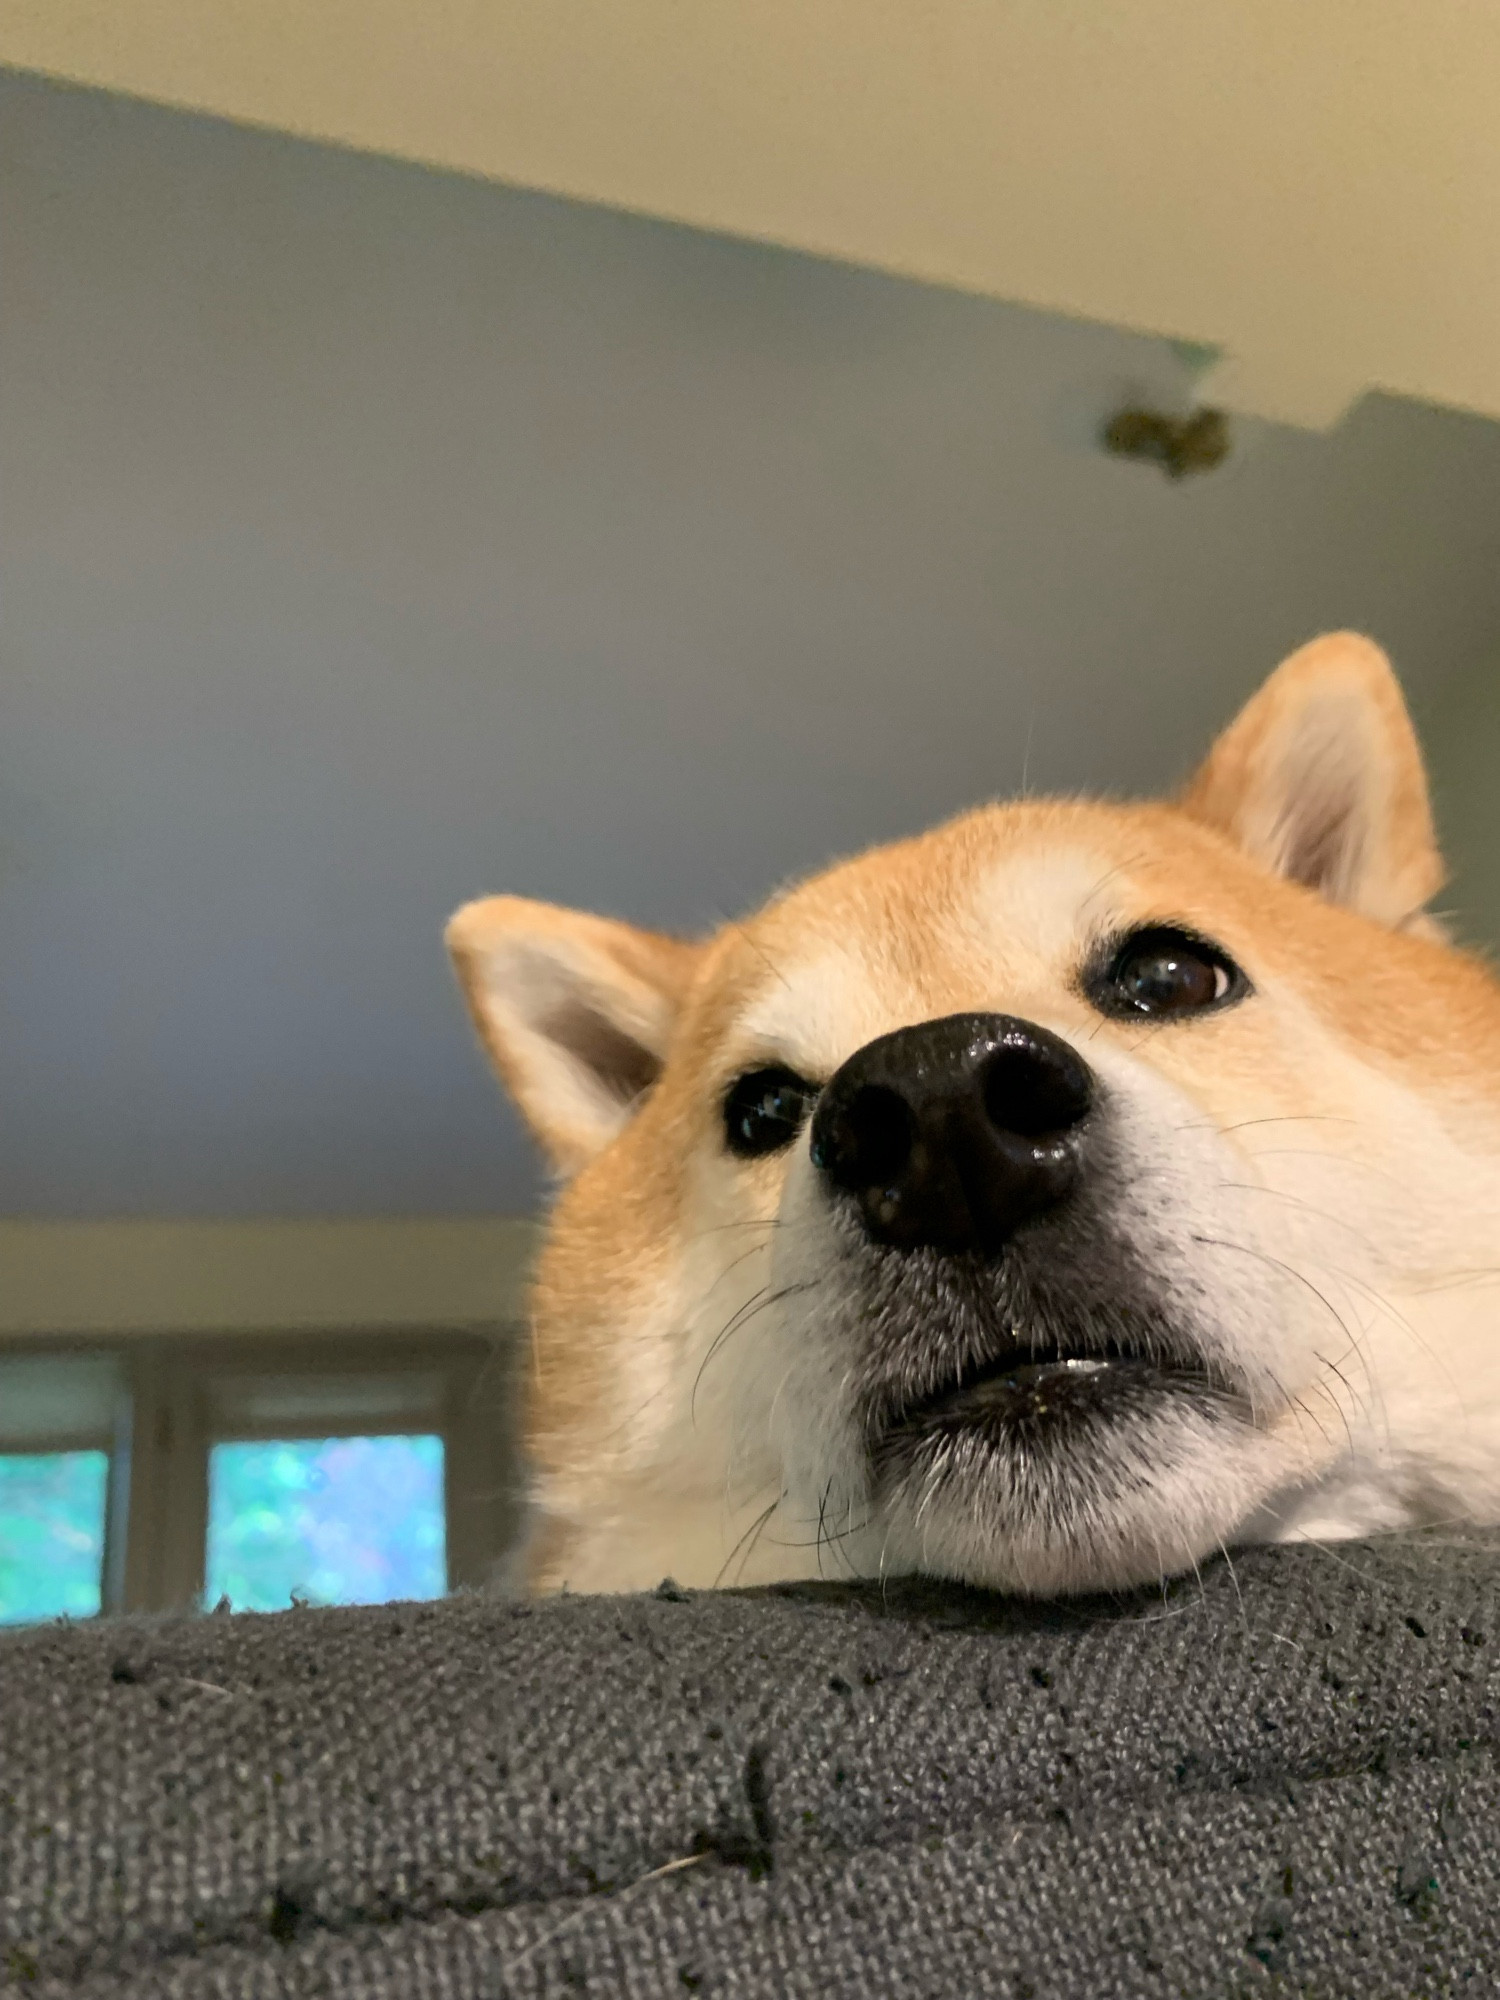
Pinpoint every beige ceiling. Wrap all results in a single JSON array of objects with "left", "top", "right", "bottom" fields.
[{"left": 2, "top": 1, "right": 1498, "bottom": 432}]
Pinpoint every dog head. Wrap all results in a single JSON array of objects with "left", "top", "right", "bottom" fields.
[{"left": 449, "top": 634, "right": 1500, "bottom": 1594}]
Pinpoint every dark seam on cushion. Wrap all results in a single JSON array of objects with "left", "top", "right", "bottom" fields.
[{"left": 14, "top": 1740, "right": 1497, "bottom": 1992}]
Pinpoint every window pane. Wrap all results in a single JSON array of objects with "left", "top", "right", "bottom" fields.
[
  {"left": 206, "top": 1434, "right": 446, "bottom": 1611},
  {"left": 0, "top": 1450, "right": 110, "bottom": 1625}
]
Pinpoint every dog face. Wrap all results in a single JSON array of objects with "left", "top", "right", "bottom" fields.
[{"left": 450, "top": 635, "right": 1500, "bottom": 1595}]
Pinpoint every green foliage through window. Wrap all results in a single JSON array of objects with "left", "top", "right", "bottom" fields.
[
  {"left": 0, "top": 1451, "right": 109, "bottom": 1625},
  {"left": 206, "top": 1434, "right": 446, "bottom": 1611}
]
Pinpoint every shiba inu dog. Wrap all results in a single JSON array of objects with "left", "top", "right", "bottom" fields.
[{"left": 448, "top": 634, "right": 1500, "bottom": 1596}]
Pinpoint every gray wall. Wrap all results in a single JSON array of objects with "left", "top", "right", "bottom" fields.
[
  {"left": 1425, "top": 649, "right": 1500, "bottom": 950},
  {"left": 4, "top": 72, "right": 1500, "bottom": 1219}
]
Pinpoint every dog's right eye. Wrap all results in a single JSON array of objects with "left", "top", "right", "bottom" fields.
[{"left": 723, "top": 1067, "right": 820, "bottom": 1159}]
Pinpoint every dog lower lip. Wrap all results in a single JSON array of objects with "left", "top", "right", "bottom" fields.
[
  {"left": 966, "top": 1353, "right": 1110, "bottom": 1390},
  {"left": 878, "top": 1342, "right": 1216, "bottom": 1439}
]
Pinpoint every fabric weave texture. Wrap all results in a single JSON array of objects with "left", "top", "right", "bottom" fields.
[{"left": 2, "top": 1530, "right": 1498, "bottom": 1997}]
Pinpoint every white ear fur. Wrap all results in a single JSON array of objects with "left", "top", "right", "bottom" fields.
[
  {"left": 1180, "top": 632, "right": 1444, "bottom": 925},
  {"left": 445, "top": 897, "right": 701, "bottom": 1174}
]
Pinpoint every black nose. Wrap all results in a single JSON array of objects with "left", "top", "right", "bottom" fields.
[{"left": 809, "top": 1013, "right": 1093, "bottom": 1254}]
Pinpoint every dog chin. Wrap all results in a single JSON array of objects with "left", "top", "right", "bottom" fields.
[
  {"left": 767, "top": 1155, "right": 1315, "bottom": 1595},
  {"left": 861, "top": 1356, "right": 1280, "bottom": 1596}
]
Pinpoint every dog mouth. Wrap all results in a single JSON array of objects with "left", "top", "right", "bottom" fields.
[{"left": 869, "top": 1334, "right": 1232, "bottom": 1470}]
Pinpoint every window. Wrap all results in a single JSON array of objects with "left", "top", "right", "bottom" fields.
[
  {"left": 0, "top": 1450, "right": 110, "bottom": 1625},
  {"left": 0, "top": 1353, "right": 121, "bottom": 1625},
  {"left": 206, "top": 1434, "right": 447, "bottom": 1611},
  {"left": 0, "top": 1333, "right": 517, "bottom": 1623}
]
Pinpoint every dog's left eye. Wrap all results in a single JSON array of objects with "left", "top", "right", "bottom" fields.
[
  {"left": 1092, "top": 926, "right": 1246, "bottom": 1018},
  {"left": 723, "top": 1067, "right": 820, "bottom": 1158}
]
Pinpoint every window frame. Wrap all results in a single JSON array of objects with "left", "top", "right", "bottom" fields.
[{"left": 0, "top": 1327, "right": 519, "bottom": 1617}]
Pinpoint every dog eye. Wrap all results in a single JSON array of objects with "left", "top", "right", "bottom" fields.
[
  {"left": 723, "top": 1067, "right": 820, "bottom": 1158},
  {"left": 1093, "top": 926, "right": 1246, "bottom": 1018}
]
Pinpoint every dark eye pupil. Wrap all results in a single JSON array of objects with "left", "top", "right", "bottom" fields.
[
  {"left": 724, "top": 1067, "right": 818, "bottom": 1158},
  {"left": 1123, "top": 949, "right": 1217, "bottom": 1010},
  {"left": 1101, "top": 927, "right": 1240, "bottom": 1017}
]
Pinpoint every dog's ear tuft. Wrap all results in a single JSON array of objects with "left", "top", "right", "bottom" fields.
[
  {"left": 445, "top": 897, "right": 702, "bottom": 1174},
  {"left": 1179, "top": 632, "right": 1444, "bottom": 926}
]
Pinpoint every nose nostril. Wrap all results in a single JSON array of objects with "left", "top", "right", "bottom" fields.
[
  {"left": 824, "top": 1083, "right": 915, "bottom": 1187},
  {"left": 814, "top": 1014, "right": 1093, "bottom": 1253},
  {"left": 982, "top": 1044, "right": 1091, "bottom": 1139}
]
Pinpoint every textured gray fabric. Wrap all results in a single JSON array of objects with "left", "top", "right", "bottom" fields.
[{"left": 2, "top": 1532, "right": 1498, "bottom": 1998}]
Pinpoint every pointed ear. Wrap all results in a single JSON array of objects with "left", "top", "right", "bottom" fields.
[
  {"left": 1178, "top": 632, "right": 1444, "bottom": 926},
  {"left": 445, "top": 896, "right": 702, "bottom": 1174}
]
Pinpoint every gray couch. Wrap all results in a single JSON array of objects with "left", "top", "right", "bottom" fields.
[{"left": 3, "top": 1530, "right": 1498, "bottom": 1997}]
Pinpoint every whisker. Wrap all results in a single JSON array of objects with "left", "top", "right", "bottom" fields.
[
  {"left": 1214, "top": 1179, "right": 1377, "bottom": 1258},
  {"left": 1080, "top": 853, "right": 1150, "bottom": 917},
  {"left": 1324, "top": 1262, "right": 1463, "bottom": 1418},
  {"left": 766, "top": 1511, "right": 876, "bottom": 1554},
  {"left": 815, "top": 1478, "right": 835, "bottom": 1580},
  {"left": 1018, "top": 701, "right": 1038, "bottom": 799},
  {"left": 1296, "top": 1366, "right": 1353, "bottom": 1457},
  {"left": 1176, "top": 1114, "right": 1358, "bottom": 1136},
  {"left": 708, "top": 1239, "right": 779, "bottom": 1308},
  {"left": 714, "top": 1494, "right": 781, "bottom": 1588},
  {"left": 681, "top": 1217, "right": 796, "bottom": 1244},
  {"left": 692, "top": 1280, "right": 815, "bottom": 1424},
  {"left": 598, "top": 1379, "right": 673, "bottom": 1447},
  {"left": 719, "top": 915, "right": 794, "bottom": 994},
  {"left": 1212, "top": 1535, "right": 1252, "bottom": 1642},
  {"left": 1228, "top": 1145, "right": 1408, "bottom": 1196},
  {"left": 1409, "top": 1266, "right": 1500, "bottom": 1295},
  {"left": 1191, "top": 1232, "right": 1386, "bottom": 1449}
]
